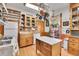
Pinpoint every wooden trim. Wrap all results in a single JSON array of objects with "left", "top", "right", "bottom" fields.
[
  {"left": 69, "top": 4, "right": 72, "bottom": 33},
  {"left": 20, "top": 44, "right": 34, "bottom": 48},
  {"left": 5, "top": 20, "right": 18, "bottom": 22},
  {"left": 60, "top": 13, "right": 62, "bottom": 38}
]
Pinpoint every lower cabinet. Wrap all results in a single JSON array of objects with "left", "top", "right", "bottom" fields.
[
  {"left": 68, "top": 37, "right": 79, "bottom": 56},
  {"left": 68, "top": 47, "right": 79, "bottom": 55},
  {"left": 36, "top": 39, "right": 61, "bottom": 56},
  {"left": 19, "top": 32, "right": 33, "bottom": 47}
]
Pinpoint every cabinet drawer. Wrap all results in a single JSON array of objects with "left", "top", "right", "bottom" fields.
[
  {"left": 20, "top": 38, "right": 26, "bottom": 47},
  {"left": 68, "top": 47, "right": 79, "bottom": 55},
  {"left": 20, "top": 33, "right": 33, "bottom": 47},
  {"left": 41, "top": 47, "right": 51, "bottom": 56},
  {"left": 41, "top": 41, "right": 51, "bottom": 50},
  {"left": 26, "top": 37, "right": 33, "bottom": 45},
  {"left": 69, "top": 38, "right": 79, "bottom": 43},
  {"left": 69, "top": 42, "right": 79, "bottom": 48}
]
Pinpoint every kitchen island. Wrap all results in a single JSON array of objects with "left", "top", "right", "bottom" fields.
[{"left": 36, "top": 36, "right": 62, "bottom": 56}]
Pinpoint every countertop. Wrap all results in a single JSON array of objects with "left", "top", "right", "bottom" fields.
[{"left": 36, "top": 36, "right": 62, "bottom": 45}]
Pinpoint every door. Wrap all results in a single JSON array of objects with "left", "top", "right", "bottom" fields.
[{"left": 36, "top": 20, "right": 45, "bottom": 33}]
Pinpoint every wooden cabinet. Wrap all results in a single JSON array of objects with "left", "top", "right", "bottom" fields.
[
  {"left": 20, "top": 14, "right": 25, "bottom": 31},
  {"left": 0, "top": 25, "right": 4, "bottom": 35},
  {"left": 36, "top": 39, "right": 61, "bottom": 56},
  {"left": 36, "top": 39, "right": 51, "bottom": 56},
  {"left": 36, "top": 20, "right": 45, "bottom": 35},
  {"left": 68, "top": 37, "right": 79, "bottom": 55},
  {"left": 19, "top": 14, "right": 36, "bottom": 32},
  {"left": 20, "top": 36, "right": 27, "bottom": 47},
  {"left": 70, "top": 3, "right": 79, "bottom": 31},
  {"left": 19, "top": 32, "right": 33, "bottom": 47}
]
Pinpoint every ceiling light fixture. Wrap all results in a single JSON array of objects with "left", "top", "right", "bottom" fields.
[{"left": 25, "top": 3, "right": 39, "bottom": 11}]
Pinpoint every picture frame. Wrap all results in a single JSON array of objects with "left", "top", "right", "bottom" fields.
[{"left": 63, "top": 21, "right": 69, "bottom": 26}]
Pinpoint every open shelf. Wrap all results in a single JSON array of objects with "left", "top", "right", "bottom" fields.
[{"left": 71, "top": 7, "right": 79, "bottom": 31}]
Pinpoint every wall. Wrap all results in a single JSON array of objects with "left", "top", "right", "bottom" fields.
[{"left": 54, "top": 4, "right": 70, "bottom": 34}]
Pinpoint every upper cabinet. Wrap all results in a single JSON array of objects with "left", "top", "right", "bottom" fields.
[
  {"left": 19, "top": 14, "right": 36, "bottom": 32},
  {"left": 70, "top": 3, "right": 79, "bottom": 31}
]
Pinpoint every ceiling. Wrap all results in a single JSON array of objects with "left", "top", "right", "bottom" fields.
[
  {"left": 32, "top": 3, "right": 69, "bottom": 10},
  {"left": 5, "top": 3, "right": 69, "bottom": 16},
  {"left": 6, "top": 3, "right": 38, "bottom": 16},
  {"left": 45, "top": 3, "right": 69, "bottom": 10}
]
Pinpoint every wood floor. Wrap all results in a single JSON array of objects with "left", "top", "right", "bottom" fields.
[{"left": 17, "top": 44, "right": 73, "bottom": 56}]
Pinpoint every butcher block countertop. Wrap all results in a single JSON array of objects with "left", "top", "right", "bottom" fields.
[{"left": 36, "top": 36, "right": 62, "bottom": 45}]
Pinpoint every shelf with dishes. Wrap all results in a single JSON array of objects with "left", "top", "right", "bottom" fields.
[
  {"left": 19, "top": 14, "right": 36, "bottom": 32},
  {"left": 71, "top": 6, "right": 79, "bottom": 31},
  {"left": 2, "top": 8, "right": 20, "bottom": 21}
]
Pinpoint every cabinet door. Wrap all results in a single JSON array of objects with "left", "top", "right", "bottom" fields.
[
  {"left": 68, "top": 47, "right": 79, "bottom": 56},
  {"left": 37, "top": 21, "right": 45, "bottom": 33},
  {"left": 26, "top": 36, "right": 33, "bottom": 46},
  {"left": 20, "top": 36, "right": 27, "bottom": 47},
  {"left": 40, "top": 41, "right": 51, "bottom": 56},
  {"left": 41, "top": 41, "right": 51, "bottom": 51}
]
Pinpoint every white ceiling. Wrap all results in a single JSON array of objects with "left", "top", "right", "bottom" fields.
[
  {"left": 5, "top": 3, "right": 69, "bottom": 16},
  {"left": 6, "top": 3, "right": 38, "bottom": 16},
  {"left": 45, "top": 3, "right": 69, "bottom": 10}
]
